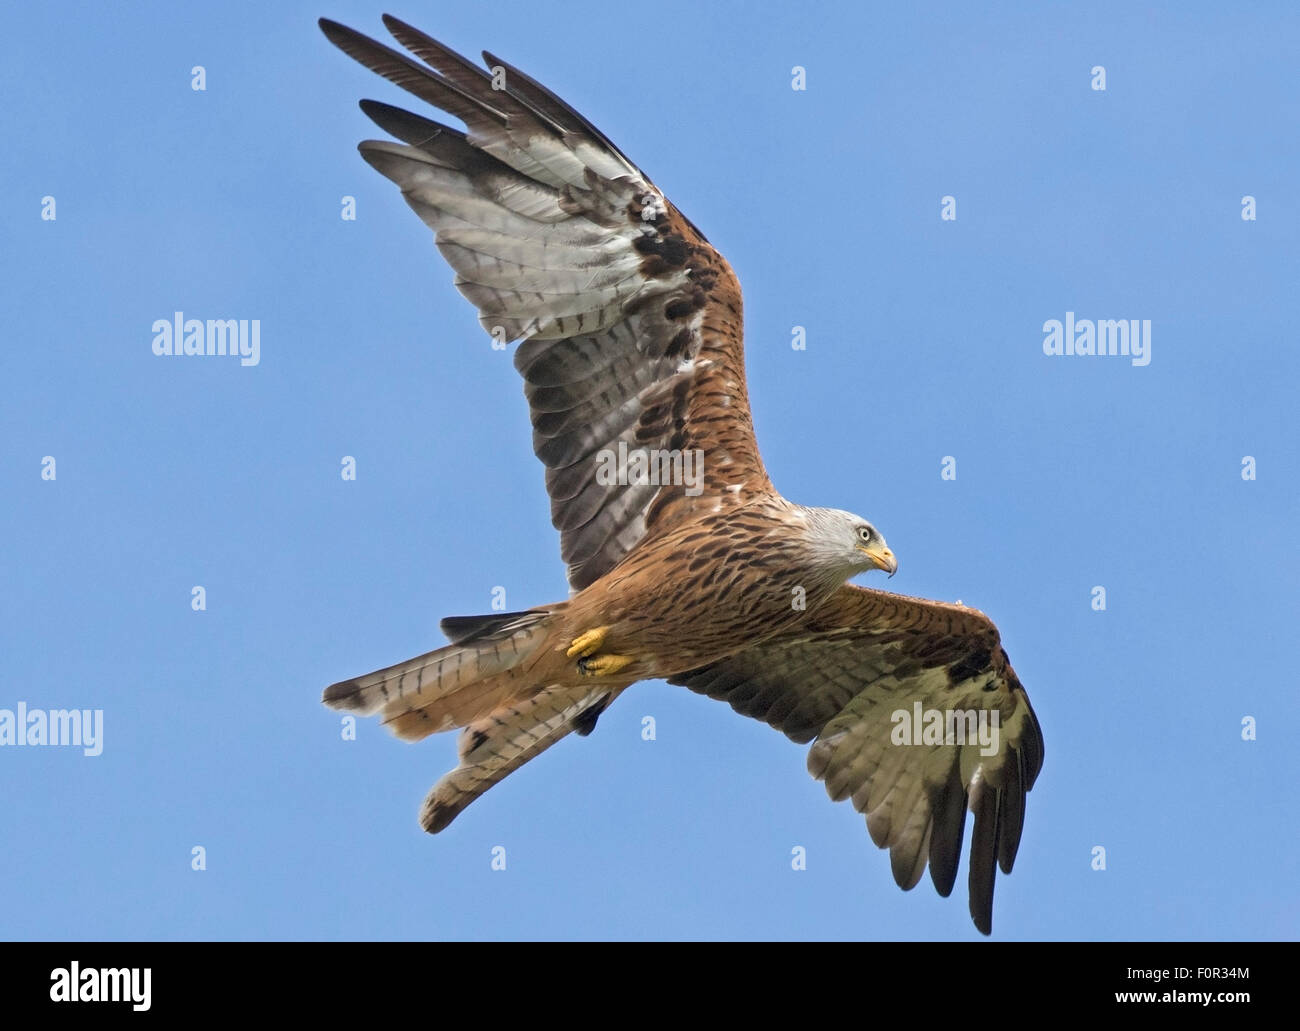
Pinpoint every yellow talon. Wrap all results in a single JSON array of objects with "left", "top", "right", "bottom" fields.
[
  {"left": 578, "top": 653, "right": 635, "bottom": 678},
  {"left": 566, "top": 626, "right": 610, "bottom": 659}
]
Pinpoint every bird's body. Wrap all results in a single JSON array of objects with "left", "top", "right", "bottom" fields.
[
  {"left": 331, "top": 498, "right": 869, "bottom": 739},
  {"left": 319, "top": 14, "right": 1044, "bottom": 934},
  {"left": 569, "top": 498, "right": 852, "bottom": 674}
]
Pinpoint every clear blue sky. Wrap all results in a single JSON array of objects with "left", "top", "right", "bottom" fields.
[{"left": 2, "top": 1, "right": 1296, "bottom": 941}]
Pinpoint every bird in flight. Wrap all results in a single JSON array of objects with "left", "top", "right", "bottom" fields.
[{"left": 319, "top": 14, "right": 1044, "bottom": 935}]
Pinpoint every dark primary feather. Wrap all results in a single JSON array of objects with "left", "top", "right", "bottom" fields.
[
  {"left": 319, "top": 17, "right": 770, "bottom": 591},
  {"left": 670, "top": 584, "right": 1044, "bottom": 935}
]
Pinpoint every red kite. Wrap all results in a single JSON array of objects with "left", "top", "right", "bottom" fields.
[{"left": 320, "top": 15, "right": 1043, "bottom": 935}]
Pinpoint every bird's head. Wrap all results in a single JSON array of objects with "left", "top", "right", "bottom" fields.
[{"left": 801, "top": 507, "right": 897, "bottom": 579}]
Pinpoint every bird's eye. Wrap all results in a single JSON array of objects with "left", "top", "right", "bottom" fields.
[{"left": 858, "top": 527, "right": 872, "bottom": 542}]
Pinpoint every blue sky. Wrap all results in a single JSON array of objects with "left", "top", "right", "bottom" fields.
[{"left": 1, "top": 1, "right": 1296, "bottom": 941}]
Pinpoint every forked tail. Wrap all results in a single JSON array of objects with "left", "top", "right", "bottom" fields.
[{"left": 323, "top": 604, "right": 624, "bottom": 831}]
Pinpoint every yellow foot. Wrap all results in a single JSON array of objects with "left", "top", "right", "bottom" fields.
[
  {"left": 566, "top": 626, "right": 610, "bottom": 659},
  {"left": 578, "top": 653, "right": 635, "bottom": 678}
]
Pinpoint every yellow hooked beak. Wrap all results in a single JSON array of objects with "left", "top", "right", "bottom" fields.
[{"left": 858, "top": 544, "right": 898, "bottom": 577}]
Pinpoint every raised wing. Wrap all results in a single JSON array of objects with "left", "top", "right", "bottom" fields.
[
  {"left": 669, "top": 584, "right": 1044, "bottom": 935},
  {"left": 321, "top": 16, "right": 771, "bottom": 589}
]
